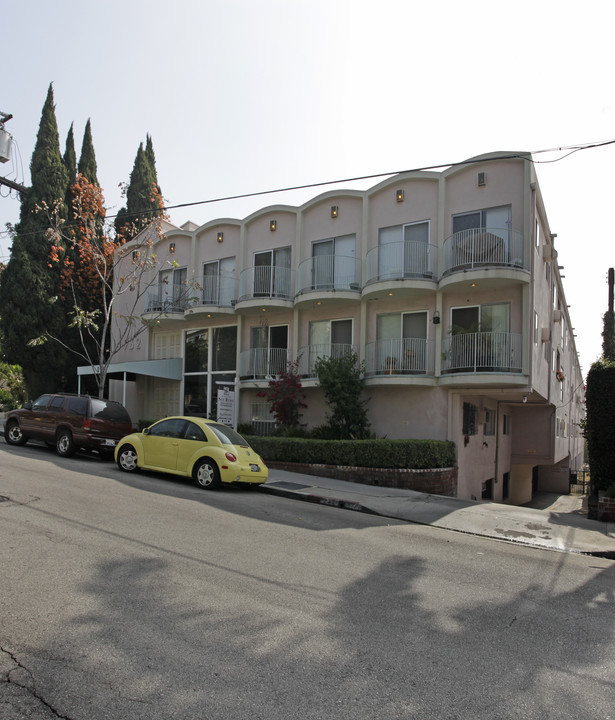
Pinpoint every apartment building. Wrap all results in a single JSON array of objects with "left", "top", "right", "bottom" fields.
[{"left": 102, "top": 151, "right": 585, "bottom": 505}]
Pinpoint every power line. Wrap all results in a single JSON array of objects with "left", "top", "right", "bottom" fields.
[{"left": 2, "top": 139, "right": 614, "bottom": 239}]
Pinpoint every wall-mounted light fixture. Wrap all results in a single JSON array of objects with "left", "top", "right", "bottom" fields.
[
  {"left": 432, "top": 310, "right": 441, "bottom": 324},
  {"left": 132, "top": 250, "right": 140, "bottom": 263},
  {"left": 169, "top": 242, "right": 176, "bottom": 254},
  {"left": 270, "top": 219, "right": 277, "bottom": 231},
  {"left": 396, "top": 189, "right": 404, "bottom": 203},
  {"left": 331, "top": 205, "right": 338, "bottom": 218},
  {"left": 217, "top": 231, "right": 224, "bottom": 243}
]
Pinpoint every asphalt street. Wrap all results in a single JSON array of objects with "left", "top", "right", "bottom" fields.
[{"left": 1, "top": 442, "right": 614, "bottom": 720}]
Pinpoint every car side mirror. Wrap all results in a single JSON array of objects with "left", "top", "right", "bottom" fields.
[
  {"left": 143, "top": 427, "right": 150, "bottom": 435},
  {"left": 23, "top": 402, "right": 32, "bottom": 410}
]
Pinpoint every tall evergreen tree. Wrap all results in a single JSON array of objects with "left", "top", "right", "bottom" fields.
[
  {"left": 115, "top": 136, "right": 164, "bottom": 241},
  {"left": 63, "top": 123, "right": 77, "bottom": 221},
  {"left": 78, "top": 119, "right": 98, "bottom": 185},
  {"left": 0, "top": 84, "right": 72, "bottom": 397},
  {"left": 63, "top": 123, "right": 77, "bottom": 186}
]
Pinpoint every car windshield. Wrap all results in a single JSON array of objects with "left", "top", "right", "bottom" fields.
[{"left": 207, "top": 423, "right": 249, "bottom": 447}]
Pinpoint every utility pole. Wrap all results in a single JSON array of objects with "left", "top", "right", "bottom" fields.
[{"left": 0, "top": 111, "right": 27, "bottom": 194}]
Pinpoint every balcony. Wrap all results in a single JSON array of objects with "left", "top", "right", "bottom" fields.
[
  {"left": 240, "top": 347, "right": 289, "bottom": 380},
  {"left": 237, "top": 265, "right": 294, "bottom": 303},
  {"left": 296, "top": 255, "right": 362, "bottom": 296},
  {"left": 365, "top": 338, "right": 434, "bottom": 376},
  {"left": 442, "top": 228, "right": 526, "bottom": 275},
  {"left": 297, "top": 343, "right": 357, "bottom": 378},
  {"left": 442, "top": 332, "right": 522, "bottom": 373},
  {"left": 193, "top": 272, "right": 237, "bottom": 309},
  {"left": 145, "top": 284, "right": 191, "bottom": 313},
  {"left": 365, "top": 241, "right": 437, "bottom": 284}
]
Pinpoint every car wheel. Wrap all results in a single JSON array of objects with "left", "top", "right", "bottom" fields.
[
  {"left": 117, "top": 445, "right": 139, "bottom": 473},
  {"left": 4, "top": 420, "right": 28, "bottom": 446},
  {"left": 56, "top": 429, "right": 75, "bottom": 457},
  {"left": 193, "top": 458, "right": 221, "bottom": 490}
]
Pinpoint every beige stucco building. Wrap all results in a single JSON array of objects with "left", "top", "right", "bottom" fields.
[{"left": 103, "top": 151, "right": 585, "bottom": 505}]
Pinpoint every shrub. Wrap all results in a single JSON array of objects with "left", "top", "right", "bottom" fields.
[
  {"left": 256, "top": 361, "right": 307, "bottom": 431},
  {"left": 585, "top": 358, "right": 615, "bottom": 492},
  {"left": 315, "top": 351, "right": 370, "bottom": 439},
  {"left": 245, "top": 435, "right": 455, "bottom": 470}
]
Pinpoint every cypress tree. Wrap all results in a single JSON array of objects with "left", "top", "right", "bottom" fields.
[
  {"left": 78, "top": 119, "right": 98, "bottom": 185},
  {"left": 115, "top": 136, "right": 164, "bottom": 241},
  {"left": 0, "top": 84, "right": 72, "bottom": 397},
  {"left": 63, "top": 123, "right": 77, "bottom": 221}
]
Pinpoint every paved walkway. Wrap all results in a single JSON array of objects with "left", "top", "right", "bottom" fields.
[{"left": 260, "top": 469, "right": 615, "bottom": 558}]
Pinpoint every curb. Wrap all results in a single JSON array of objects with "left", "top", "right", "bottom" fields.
[
  {"left": 259, "top": 484, "right": 380, "bottom": 516},
  {"left": 259, "top": 484, "right": 615, "bottom": 559}
]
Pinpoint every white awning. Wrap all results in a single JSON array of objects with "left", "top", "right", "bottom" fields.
[{"left": 77, "top": 358, "right": 183, "bottom": 381}]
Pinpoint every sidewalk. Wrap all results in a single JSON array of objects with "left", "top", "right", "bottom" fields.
[{"left": 260, "top": 469, "right": 615, "bottom": 558}]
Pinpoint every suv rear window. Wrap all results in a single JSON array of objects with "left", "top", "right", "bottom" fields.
[
  {"left": 68, "top": 396, "right": 88, "bottom": 416},
  {"left": 90, "top": 398, "right": 131, "bottom": 424}
]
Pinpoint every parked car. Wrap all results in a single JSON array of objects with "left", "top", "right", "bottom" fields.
[
  {"left": 115, "top": 416, "right": 268, "bottom": 490},
  {"left": 4, "top": 393, "right": 133, "bottom": 458}
]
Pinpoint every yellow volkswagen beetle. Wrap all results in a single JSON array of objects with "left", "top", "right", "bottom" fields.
[{"left": 115, "top": 416, "right": 268, "bottom": 490}]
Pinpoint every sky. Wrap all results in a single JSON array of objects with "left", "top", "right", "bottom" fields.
[{"left": 1, "top": 0, "right": 613, "bottom": 377}]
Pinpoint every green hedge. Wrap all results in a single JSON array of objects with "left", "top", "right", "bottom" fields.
[
  {"left": 585, "top": 359, "right": 615, "bottom": 492},
  {"left": 245, "top": 436, "right": 456, "bottom": 470}
]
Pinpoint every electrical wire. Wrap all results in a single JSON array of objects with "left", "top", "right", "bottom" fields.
[{"left": 2, "top": 139, "right": 614, "bottom": 237}]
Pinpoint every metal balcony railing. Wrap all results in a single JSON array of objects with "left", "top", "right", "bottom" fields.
[
  {"left": 365, "top": 338, "right": 433, "bottom": 376},
  {"left": 297, "top": 343, "right": 357, "bottom": 378},
  {"left": 239, "top": 347, "right": 289, "bottom": 380},
  {"left": 442, "top": 332, "right": 522, "bottom": 373},
  {"left": 442, "top": 228, "right": 526, "bottom": 274},
  {"left": 365, "top": 242, "right": 437, "bottom": 284},
  {"left": 238, "top": 265, "right": 293, "bottom": 302},
  {"left": 145, "top": 283, "right": 191, "bottom": 313},
  {"left": 197, "top": 272, "right": 237, "bottom": 307},
  {"left": 297, "top": 255, "right": 362, "bottom": 294}
]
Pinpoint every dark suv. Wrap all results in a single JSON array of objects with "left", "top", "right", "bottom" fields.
[{"left": 4, "top": 393, "right": 133, "bottom": 458}]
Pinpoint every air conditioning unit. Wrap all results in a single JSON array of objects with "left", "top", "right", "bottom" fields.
[
  {"left": 553, "top": 309, "right": 562, "bottom": 323},
  {"left": 541, "top": 327, "right": 551, "bottom": 343}
]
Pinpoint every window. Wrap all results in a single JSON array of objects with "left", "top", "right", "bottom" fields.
[
  {"left": 535, "top": 218, "right": 540, "bottom": 248},
  {"left": 534, "top": 312, "right": 538, "bottom": 345},
  {"left": 184, "top": 421, "right": 207, "bottom": 442},
  {"left": 376, "top": 311, "right": 428, "bottom": 373},
  {"left": 463, "top": 402, "right": 478, "bottom": 435},
  {"left": 249, "top": 324, "right": 289, "bottom": 377},
  {"left": 503, "top": 413, "right": 510, "bottom": 435},
  {"left": 452, "top": 205, "right": 511, "bottom": 237},
  {"left": 184, "top": 326, "right": 237, "bottom": 419},
  {"left": 308, "top": 319, "right": 353, "bottom": 372},
  {"left": 378, "top": 221, "right": 430, "bottom": 277},
  {"left": 158, "top": 266, "right": 188, "bottom": 310},
  {"left": 254, "top": 247, "right": 291, "bottom": 297},
  {"left": 32, "top": 395, "right": 52, "bottom": 410},
  {"left": 68, "top": 397, "right": 88, "bottom": 416},
  {"left": 202, "top": 257, "right": 235, "bottom": 305},
  {"left": 312, "top": 235, "right": 357, "bottom": 289},
  {"left": 484, "top": 409, "right": 496, "bottom": 436},
  {"left": 149, "top": 418, "right": 187, "bottom": 438}
]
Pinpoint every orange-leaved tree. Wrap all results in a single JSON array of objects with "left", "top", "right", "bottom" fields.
[{"left": 30, "top": 175, "right": 195, "bottom": 397}]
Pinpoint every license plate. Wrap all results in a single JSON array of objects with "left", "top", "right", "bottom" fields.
[
  {"left": 250, "top": 464, "right": 260, "bottom": 472},
  {"left": 103, "top": 439, "right": 117, "bottom": 447}
]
